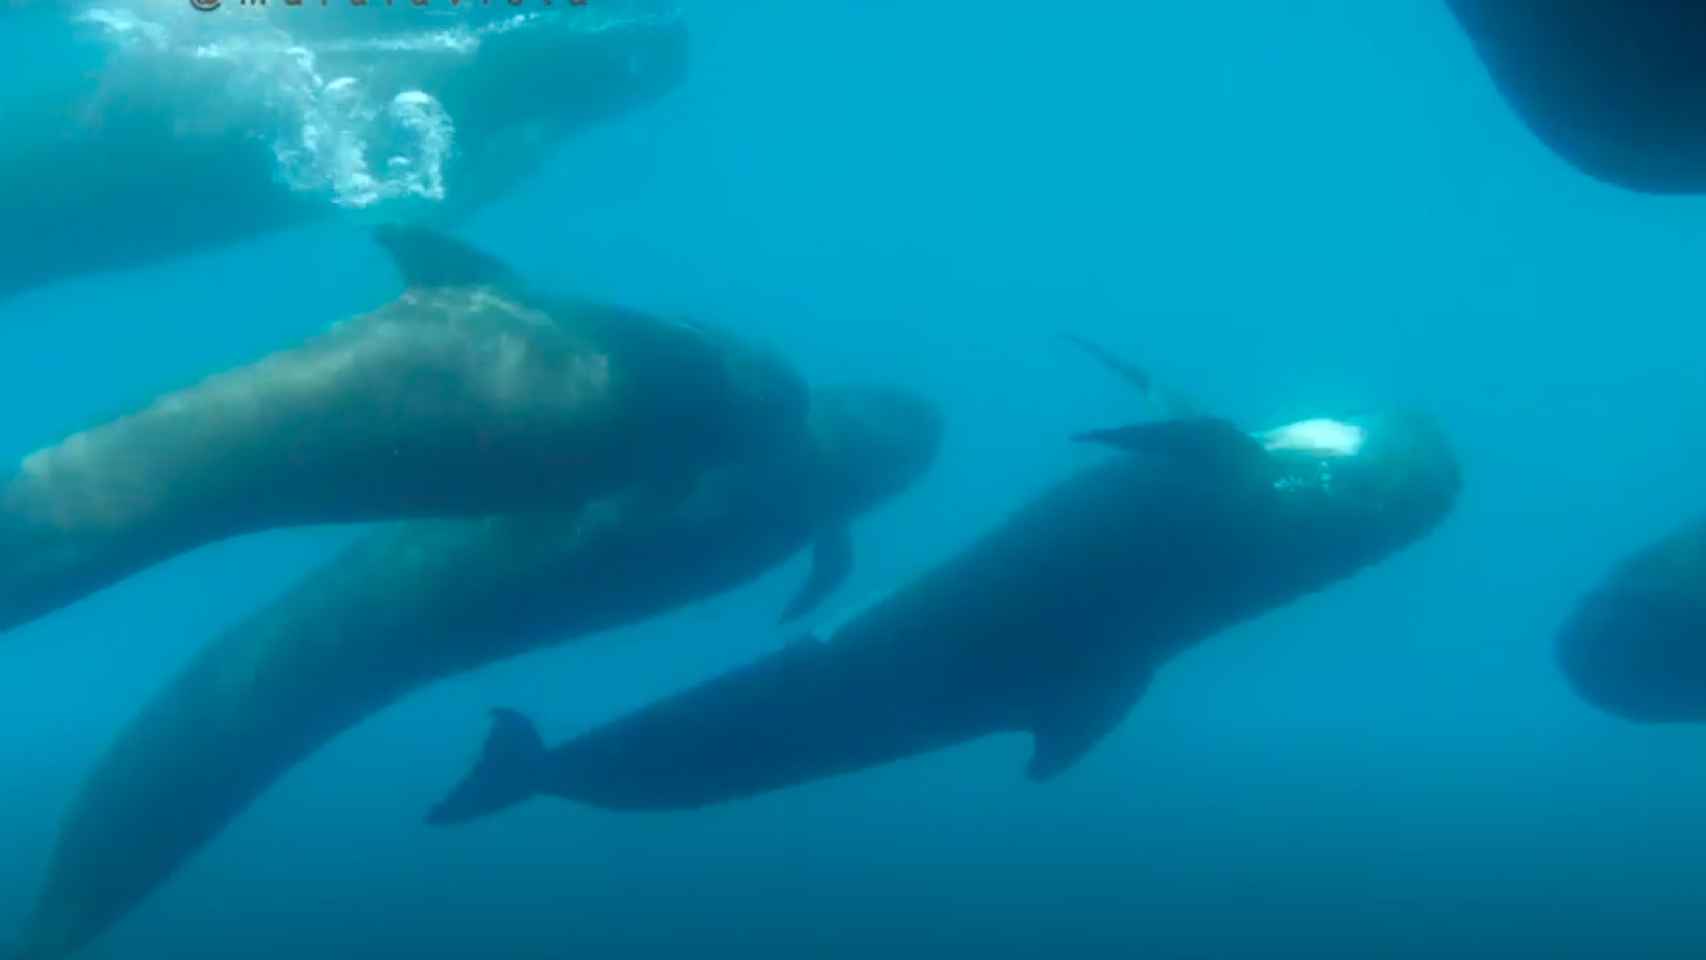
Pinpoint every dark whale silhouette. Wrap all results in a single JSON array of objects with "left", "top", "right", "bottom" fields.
[
  {"left": 431, "top": 406, "right": 1459, "bottom": 822},
  {"left": 1446, "top": 0, "right": 1706, "bottom": 193},
  {"left": 0, "top": 4, "right": 689, "bottom": 300},
  {"left": 7, "top": 384, "right": 939, "bottom": 960},
  {"left": 0, "top": 227, "right": 807, "bottom": 638},
  {"left": 1556, "top": 518, "right": 1706, "bottom": 723}
]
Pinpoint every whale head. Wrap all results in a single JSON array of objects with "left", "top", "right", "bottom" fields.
[
  {"left": 1256, "top": 409, "right": 1462, "bottom": 560},
  {"left": 1555, "top": 520, "right": 1706, "bottom": 723},
  {"left": 807, "top": 384, "right": 945, "bottom": 512},
  {"left": 709, "top": 332, "right": 815, "bottom": 460}
]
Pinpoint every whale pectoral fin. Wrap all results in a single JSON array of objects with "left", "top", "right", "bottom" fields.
[
  {"left": 373, "top": 224, "right": 520, "bottom": 291},
  {"left": 1026, "top": 661, "right": 1155, "bottom": 783},
  {"left": 777, "top": 524, "right": 854, "bottom": 624},
  {"left": 1074, "top": 418, "right": 1268, "bottom": 474},
  {"left": 427, "top": 708, "right": 548, "bottom": 827}
]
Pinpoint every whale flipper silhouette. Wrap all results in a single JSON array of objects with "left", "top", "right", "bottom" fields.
[
  {"left": 778, "top": 524, "right": 854, "bottom": 624},
  {"left": 1027, "top": 659, "right": 1156, "bottom": 782},
  {"left": 427, "top": 709, "right": 549, "bottom": 827}
]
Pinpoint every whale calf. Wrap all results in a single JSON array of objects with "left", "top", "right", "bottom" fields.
[
  {"left": 7, "top": 383, "right": 939, "bottom": 960},
  {"left": 1556, "top": 518, "right": 1706, "bottom": 723},
  {"left": 0, "top": 1, "right": 688, "bottom": 300},
  {"left": 1445, "top": 0, "right": 1706, "bottom": 193},
  {"left": 0, "top": 227, "right": 806, "bottom": 637},
  {"left": 430, "top": 401, "right": 1460, "bottom": 821}
]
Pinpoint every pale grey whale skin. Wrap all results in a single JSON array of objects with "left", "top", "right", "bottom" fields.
[
  {"left": 431, "top": 410, "right": 1459, "bottom": 821},
  {"left": 0, "top": 3, "right": 689, "bottom": 300},
  {"left": 1446, "top": 0, "right": 1706, "bottom": 193},
  {"left": 1556, "top": 518, "right": 1706, "bottom": 723},
  {"left": 0, "top": 227, "right": 808, "bottom": 637},
  {"left": 8, "top": 383, "right": 940, "bottom": 960}
]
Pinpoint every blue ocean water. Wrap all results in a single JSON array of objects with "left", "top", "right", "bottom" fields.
[{"left": 1, "top": 2, "right": 1704, "bottom": 957}]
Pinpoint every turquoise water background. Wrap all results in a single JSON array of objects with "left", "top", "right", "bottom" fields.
[{"left": 2, "top": 3, "right": 1705, "bottom": 956}]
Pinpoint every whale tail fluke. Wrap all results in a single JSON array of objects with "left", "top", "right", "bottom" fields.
[{"left": 427, "top": 708, "right": 548, "bottom": 827}]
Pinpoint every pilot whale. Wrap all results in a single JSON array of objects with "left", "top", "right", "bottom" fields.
[
  {"left": 6, "top": 383, "right": 939, "bottom": 960},
  {"left": 0, "top": 226, "right": 806, "bottom": 637},
  {"left": 1446, "top": 0, "right": 1706, "bottom": 193},
  {"left": 1556, "top": 517, "right": 1706, "bottom": 723},
  {"left": 431, "top": 401, "right": 1459, "bottom": 821},
  {"left": 0, "top": 1, "right": 688, "bottom": 300}
]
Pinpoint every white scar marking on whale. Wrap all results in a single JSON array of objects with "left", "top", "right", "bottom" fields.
[{"left": 1257, "top": 418, "right": 1366, "bottom": 458}]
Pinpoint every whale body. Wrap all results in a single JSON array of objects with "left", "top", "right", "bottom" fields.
[
  {"left": 1556, "top": 518, "right": 1706, "bottom": 723},
  {"left": 0, "top": 227, "right": 807, "bottom": 638},
  {"left": 0, "top": 1, "right": 688, "bottom": 300},
  {"left": 1446, "top": 0, "right": 1706, "bottom": 193},
  {"left": 9, "top": 383, "right": 940, "bottom": 960},
  {"left": 431, "top": 409, "right": 1460, "bottom": 821}
]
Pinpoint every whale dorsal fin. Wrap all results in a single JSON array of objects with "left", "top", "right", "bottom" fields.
[
  {"left": 1027, "top": 660, "right": 1155, "bottom": 782},
  {"left": 1074, "top": 418, "right": 1271, "bottom": 478},
  {"left": 374, "top": 224, "right": 521, "bottom": 291},
  {"left": 777, "top": 523, "right": 854, "bottom": 624}
]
